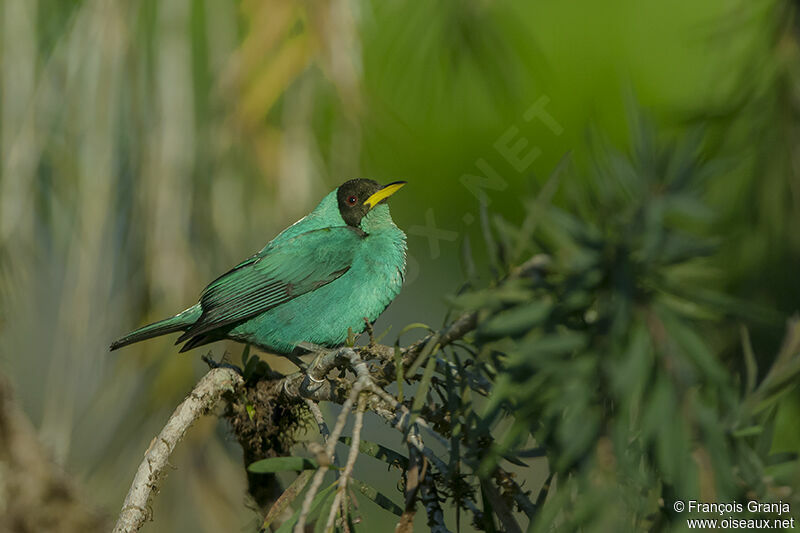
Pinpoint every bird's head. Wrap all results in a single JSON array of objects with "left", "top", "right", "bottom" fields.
[{"left": 336, "top": 179, "right": 406, "bottom": 229}]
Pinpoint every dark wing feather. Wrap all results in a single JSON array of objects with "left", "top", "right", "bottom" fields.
[{"left": 177, "top": 226, "right": 364, "bottom": 344}]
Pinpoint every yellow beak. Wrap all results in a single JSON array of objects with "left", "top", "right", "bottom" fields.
[{"left": 363, "top": 181, "right": 407, "bottom": 209}]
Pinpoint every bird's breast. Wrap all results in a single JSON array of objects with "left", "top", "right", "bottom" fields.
[{"left": 348, "top": 229, "right": 407, "bottom": 309}]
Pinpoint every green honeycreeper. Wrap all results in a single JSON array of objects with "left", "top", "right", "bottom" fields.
[{"left": 110, "top": 179, "right": 407, "bottom": 355}]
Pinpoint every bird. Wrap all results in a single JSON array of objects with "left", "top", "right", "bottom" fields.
[{"left": 110, "top": 179, "right": 407, "bottom": 357}]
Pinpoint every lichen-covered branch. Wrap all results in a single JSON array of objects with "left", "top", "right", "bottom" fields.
[
  {"left": 294, "top": 359, "right": 372, "bottom": 532},
  {"left": 112, "top": 368, "right": 242, "bottom": 533},
  {"left": 304, "top": 398, "right": 330, "bottom": 442},
  {"left": 323, "top": 394, "right": 366, "bottom": 531}
]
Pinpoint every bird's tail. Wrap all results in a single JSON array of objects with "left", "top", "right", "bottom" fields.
[{"left": 110, "top": 305, "right": 202, "bottom": 351}]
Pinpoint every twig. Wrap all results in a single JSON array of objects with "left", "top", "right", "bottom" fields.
[
  {"left": 290, "top": 348, "right": 483, "bottom": 527},
  {"left": 295, "top": 354, "right": 371, "bottom": 533},
  {"left": 420, "top": 470, "right": 450, "bottom": 533},
  {"left": 369, "top": 402, "right": 482, "bottom": 518},
  {"left": 324, "top": 394, "right": 366, "bottom": 532},
  {"left": 279, "top": 346, "right": 522, "bottom": 525},
  {"left": 369, "top": 384, "right": 451, "bottom": 449},
  {"left": 112, "top": 368, "right": 242, "bottom": 533},
  {"left": 294, "top": 402, "right": 351, "bottom": 532},
  {"left": 305, "top": 398, "right": 331, "bottom": 442},
  {"left": 260, "top": 470, "right": 314, "bottom": 532},
  {"left": 395, "top": 432, "right": 424, "bottom": 533},
  {"left": 400, "top": 312, "right": 478, "bottom": 368},
  {"left": 298, "top": 348, "right": 484, "bottom": 519}
]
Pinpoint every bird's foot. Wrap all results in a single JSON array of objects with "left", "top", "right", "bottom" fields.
[
  {"left": 290, "top": 344, "right": 334, "bottom": 385},
  {"left": 306, "top": 349, "right": 332, "bottom": 383},
  {"left": 285, "top": 343, "right": 333, "bottom": 385},
  {"left": 290, "top": 342, "right": 329, "bottom": 374}
]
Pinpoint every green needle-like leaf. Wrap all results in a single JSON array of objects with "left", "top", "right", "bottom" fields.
[
  {"left": 247, "top": 456, "right": 318, "bottom": 474},
  {"left": 338, "top": 437, "right": 409, "bottom": 469},
  {"left": 350, "top": 479, "right": 403, "bottom": 516}
]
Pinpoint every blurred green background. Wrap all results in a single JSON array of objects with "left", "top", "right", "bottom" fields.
[{"left": 1, "top": 0, "right": 798, "bottom": 530}]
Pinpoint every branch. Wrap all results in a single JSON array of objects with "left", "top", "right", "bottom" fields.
[
  {"left": 400, "top": 311, "right": 478, "bottom": 368},
  {"left": 275, "top": 313, "right": 481, "bottom": 406},
  {"left": 274, "top": 342, "right": 532, "bottom": 529},
  {"left": 395, "top": 443, "right": 423, "bottom": 533},
  {"left": 278, "top": 347, "right": 485, "bottom": 521},
  {"left": 260, "top": 470, "right": 314, "bottom": 531},
  {"left": 305, "top": 398, "right": 331, "bottom": 442},
  {"left": 324, "top": 394, "right": 366, "bottom": 531},
  {"left": 112, "top": 367, "right": 242, "bottom": 533},
  {"left": 420, "top": 469, "right": 450, "bottom": 533},
  {"left": 294, "top": 363, "right": 370, "bottom": 532}
]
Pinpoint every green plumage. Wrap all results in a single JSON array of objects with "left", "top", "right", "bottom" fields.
[{"left": 111, "top": 179, "right": 407, "bottom": 355}]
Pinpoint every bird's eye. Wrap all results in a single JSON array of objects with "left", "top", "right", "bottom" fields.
[{"left": 347, "top": 195, "right": 358, "bottom": 205}]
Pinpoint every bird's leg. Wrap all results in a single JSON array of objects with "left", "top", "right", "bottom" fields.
[
  {"left": 363, "top": 317, "right": 376, "bottom": 348},
  {"left": 293, "top": 343, "right": 333, "bottom": 382},
  {"left": 305, "top": 351, "right": 328, "bottom": 384}
]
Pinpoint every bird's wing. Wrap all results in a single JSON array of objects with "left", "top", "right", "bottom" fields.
[{"left": 177, "top": 226, "right": 364, "bottom": 342}]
